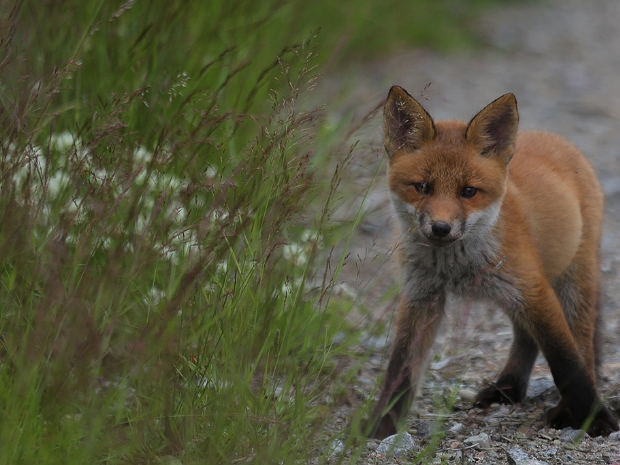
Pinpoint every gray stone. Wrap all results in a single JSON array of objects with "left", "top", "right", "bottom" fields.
[
  {"left": 449, "top": 422, "right": 464, "bottom": 434},
  {"left": 506, "top": 447, "right": 550, "bottom": 465},
  {"left": 376, "top": 432, "right": 417, "bottom": 457},
  {"left": 458, "top": 388, "right": 478, "bottom": 402},
  {"left": 559, "top": 428, "right": 585, "bottom": 444},
  {"left": 360, "top": 334, "right": 389, "bottom": 351},
  {"left": 526, "top": 377, "right": 555, "bottom": 399},
  {"left": 327, "top": 439, "right": 344, "bottom": 457},
  {"left": 463, "top": 432, "right": 490, "bottom": 449},
  {"left": 416, "top": 420, "right": 433, "bottom": 438}
]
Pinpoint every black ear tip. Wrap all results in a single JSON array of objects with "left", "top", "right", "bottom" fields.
[{"left": 387, "top": 85, "right": 411, "bottom": 100}]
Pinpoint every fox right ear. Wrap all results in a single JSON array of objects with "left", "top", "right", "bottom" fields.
[
  {"left": 384, "top": 86, "right": 436, "bottom": 158},
  {"left": 466, "top": 94, "right": 519, "bottom": 165}
]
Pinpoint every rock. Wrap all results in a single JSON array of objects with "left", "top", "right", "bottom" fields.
[
  {"left": 507, "top": 447, "right": 530, "bottom": 463},
  {"left": 430, "top": 357, "right": 451, "bottom": 370},
  {"left": 327, "top": 439, "right": 344, "bottom": 457},
  {"left": 449, "top": 422, "right": 464, "bottom": 434},
  {"left": 559, "top": 428, "right": 585, "bottom": 444},
  {"left": 360, "top": 334, "right": 389, "bottom": 351},
  {"left": 416, "top": 420, "right": 433, "bottom": 438},
  {"left": 376, "top": 432, "right": 417, "bottom": 457},
  {"left": 526, "top": 377, "right": 555, "bottom": 399},
  {"left": 463, "top": 432, "right": 490, "bottom": 449},
  {"left": 506, "top": 447, "right": 549, "bottom": 465},
  {"left": 458, "top": 388, "right": 479, "bottom": 402}
]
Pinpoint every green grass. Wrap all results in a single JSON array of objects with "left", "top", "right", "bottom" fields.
[{"left": 0, "top": 0, "right": 524, "bottom": 463}]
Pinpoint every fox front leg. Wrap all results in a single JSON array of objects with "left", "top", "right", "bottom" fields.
[{"left": 365, "top": 295, "right": 445, "bottom": 439}]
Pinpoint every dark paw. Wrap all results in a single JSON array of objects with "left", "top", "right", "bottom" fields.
[
  {"left": 362, "top": 415, "right": 398, "bottom": 440},
  {"left": 547, "top": 401, "right": 619, "bottom": 437},
  {"left": 475, "top": 383, "right": 523, "bottom": 408}
]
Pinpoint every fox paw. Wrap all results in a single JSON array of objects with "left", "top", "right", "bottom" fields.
[
  {"left": 547, "top": 402, "right": 619, "bottom": 437},
  {"left": 475, "top": 383, "right": 524, "bottom": 408}
]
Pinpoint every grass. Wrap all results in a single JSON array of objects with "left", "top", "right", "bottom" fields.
[{"left": 0, "top": 0, "right": 524, "bottom": 463}]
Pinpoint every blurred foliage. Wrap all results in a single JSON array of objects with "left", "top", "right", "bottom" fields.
[{"left": 0, "top": 0, "right": 525, "bottom": 463}]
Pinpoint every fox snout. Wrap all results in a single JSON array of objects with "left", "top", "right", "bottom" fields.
[
  {"left": 420, "top": 216, "right": 463, "bottom": 245},
  {"left": 431, "top": 221, "right": 451, "bottom": 238}
]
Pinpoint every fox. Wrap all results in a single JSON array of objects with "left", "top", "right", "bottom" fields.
[{"left": 364, "top": 86, "right": 619, "bottom": 439}]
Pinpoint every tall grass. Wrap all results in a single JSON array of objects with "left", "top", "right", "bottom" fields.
[{"left": 0, "top": 0, "right": 522, "bottom": 463}]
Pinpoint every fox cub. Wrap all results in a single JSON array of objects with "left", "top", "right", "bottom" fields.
[{"left": 366, "top": 86, "right": 619, "bottom": 439}]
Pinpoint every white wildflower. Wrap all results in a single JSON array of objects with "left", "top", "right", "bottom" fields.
[
  {"left": 144, "top": 287, "right": 164, "bottom": 306},
  {"left": 210, "top": 209, "right": 230, "bottom": 223},
  {"left": 300, "top": 229, "right": 324, "bottom": 249},
  {"left": 51, "top": 131, "right": 77, "bottom": 152},
  {"left": 47, "top": 170, "right": 70, "bottom": 197},
  {"left": 171, "top": 205, "right": 187, "bottom": 223},
  {"left": 206, "top": 166, "right": 218, "bottom": 179},
  {"left": 216, "top": 261, "right": 228, "bottom": 274},
  {"left": 281, "top": 280, "right": 293, "bottom": 297},
  {"left": 282, "top": 243, "right": 308, "bottom": 267},
  {"left": 333, "top": 283, "right": 358, "bottom": 300},
  {"left": 133, "top": 146, "right": 153, "bottom": 165}
]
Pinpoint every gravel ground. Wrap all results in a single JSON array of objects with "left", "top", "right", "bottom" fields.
[{"left": 318, "top": 0, "right": 620, "bottom": 463}]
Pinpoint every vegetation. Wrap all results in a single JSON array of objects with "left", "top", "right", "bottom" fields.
[{"left": 0, "top": 0, "right": 521, "bottom": 463}]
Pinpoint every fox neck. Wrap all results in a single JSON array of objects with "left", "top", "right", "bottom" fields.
[{"left": 393, "top": 196, "right": 504, "bottom": 304}]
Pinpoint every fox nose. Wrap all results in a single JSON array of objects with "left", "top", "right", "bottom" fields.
[{"left": 431, "top": 222, "right": 451, "bottom": 238}]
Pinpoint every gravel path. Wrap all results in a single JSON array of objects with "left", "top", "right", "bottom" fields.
[{"left": 319, "top": 0, "right": 620, "bottom": 463}]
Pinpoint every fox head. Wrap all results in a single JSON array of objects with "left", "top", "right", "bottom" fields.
[{"left": 384, "top": 86, "right": 519, "bottom": 246}]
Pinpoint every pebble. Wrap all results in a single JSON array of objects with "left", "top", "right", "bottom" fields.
[
  {"left": 464, "top": 432, "right": 490, "bottom": 449},
  {"left": 376, "top": 432, "right": 417, "bottom": 457},
  {"left": 559, "top": 428, "right": 585, "bottom": 444},
  {"left": 416, "top": 420, "right": 433, "bottom": 438},
  {"left": 360, "top": 335, "right": 389, "bottom": 351},
  {"left": 458, "top": 388, "right": 478, "bottom": 402},
  {"left": 526, "top": 377, "right": 555, "bottom": 398},
  {"left": 449, "top": 422, "right": 464, "bottom": 434},
  {"left": 327, "top": 439, "right": 344, "bottom": 457},
  {"left": 506, "top": 447, "right": 550, "bottom": 465}
]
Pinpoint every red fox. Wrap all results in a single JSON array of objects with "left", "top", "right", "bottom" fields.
[{"left": 365, "top": 86, "right": 619, "bottom": 439}]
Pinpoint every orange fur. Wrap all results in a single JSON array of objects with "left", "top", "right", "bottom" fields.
[{"left": 365, "top": 86, "right": 618, "bottom": 439}]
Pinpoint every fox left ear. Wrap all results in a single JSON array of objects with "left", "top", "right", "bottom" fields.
[
  {"left": 466, "top": 94, "right": 519, "bottom": 165},
  {"left": 384, "top": 86, "right": 436, "bottom": 158}
]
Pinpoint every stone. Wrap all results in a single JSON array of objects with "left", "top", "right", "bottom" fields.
[
  {"left": 464, "top": 432, "right": 490, "bottom": 449},
  {"left": 526, "top": 377, "right": 555, "bottom": 399},
  {"left": 327, "top": 439, "right": 344, "bottom": 457},
  {"left": 559, "top": 428, "right": 585, "bottom": 444},
  {"left": 376, "top": 432, "right": 417, "bottom": 457},
  {"left": 416, "top": 420, "right": 433, "bottom": 438},
  {"left": 506, "top": 447, "right": 550, "bottom": 465},
  {"left": 449, "top": 422, "right": 464, "bottom": 434}
]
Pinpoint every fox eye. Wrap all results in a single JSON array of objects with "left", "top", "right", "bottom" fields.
[
  {"left": 461, "top": 186, "right": 477, "bottom": 198},
  {"left": 412, "top": 182, "right": 430, "bottom": 195}
]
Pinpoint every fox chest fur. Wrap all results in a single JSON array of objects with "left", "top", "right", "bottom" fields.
[{"left": 394, "top": 219, "right": 522, "bottom": 314}]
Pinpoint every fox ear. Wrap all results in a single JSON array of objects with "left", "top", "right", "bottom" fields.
[
  {"left": 384, "top": 86, "right": 436, "bottom": 158},
  {"left": 465, "top": 94, "right": 519, "bottom": 165}
]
